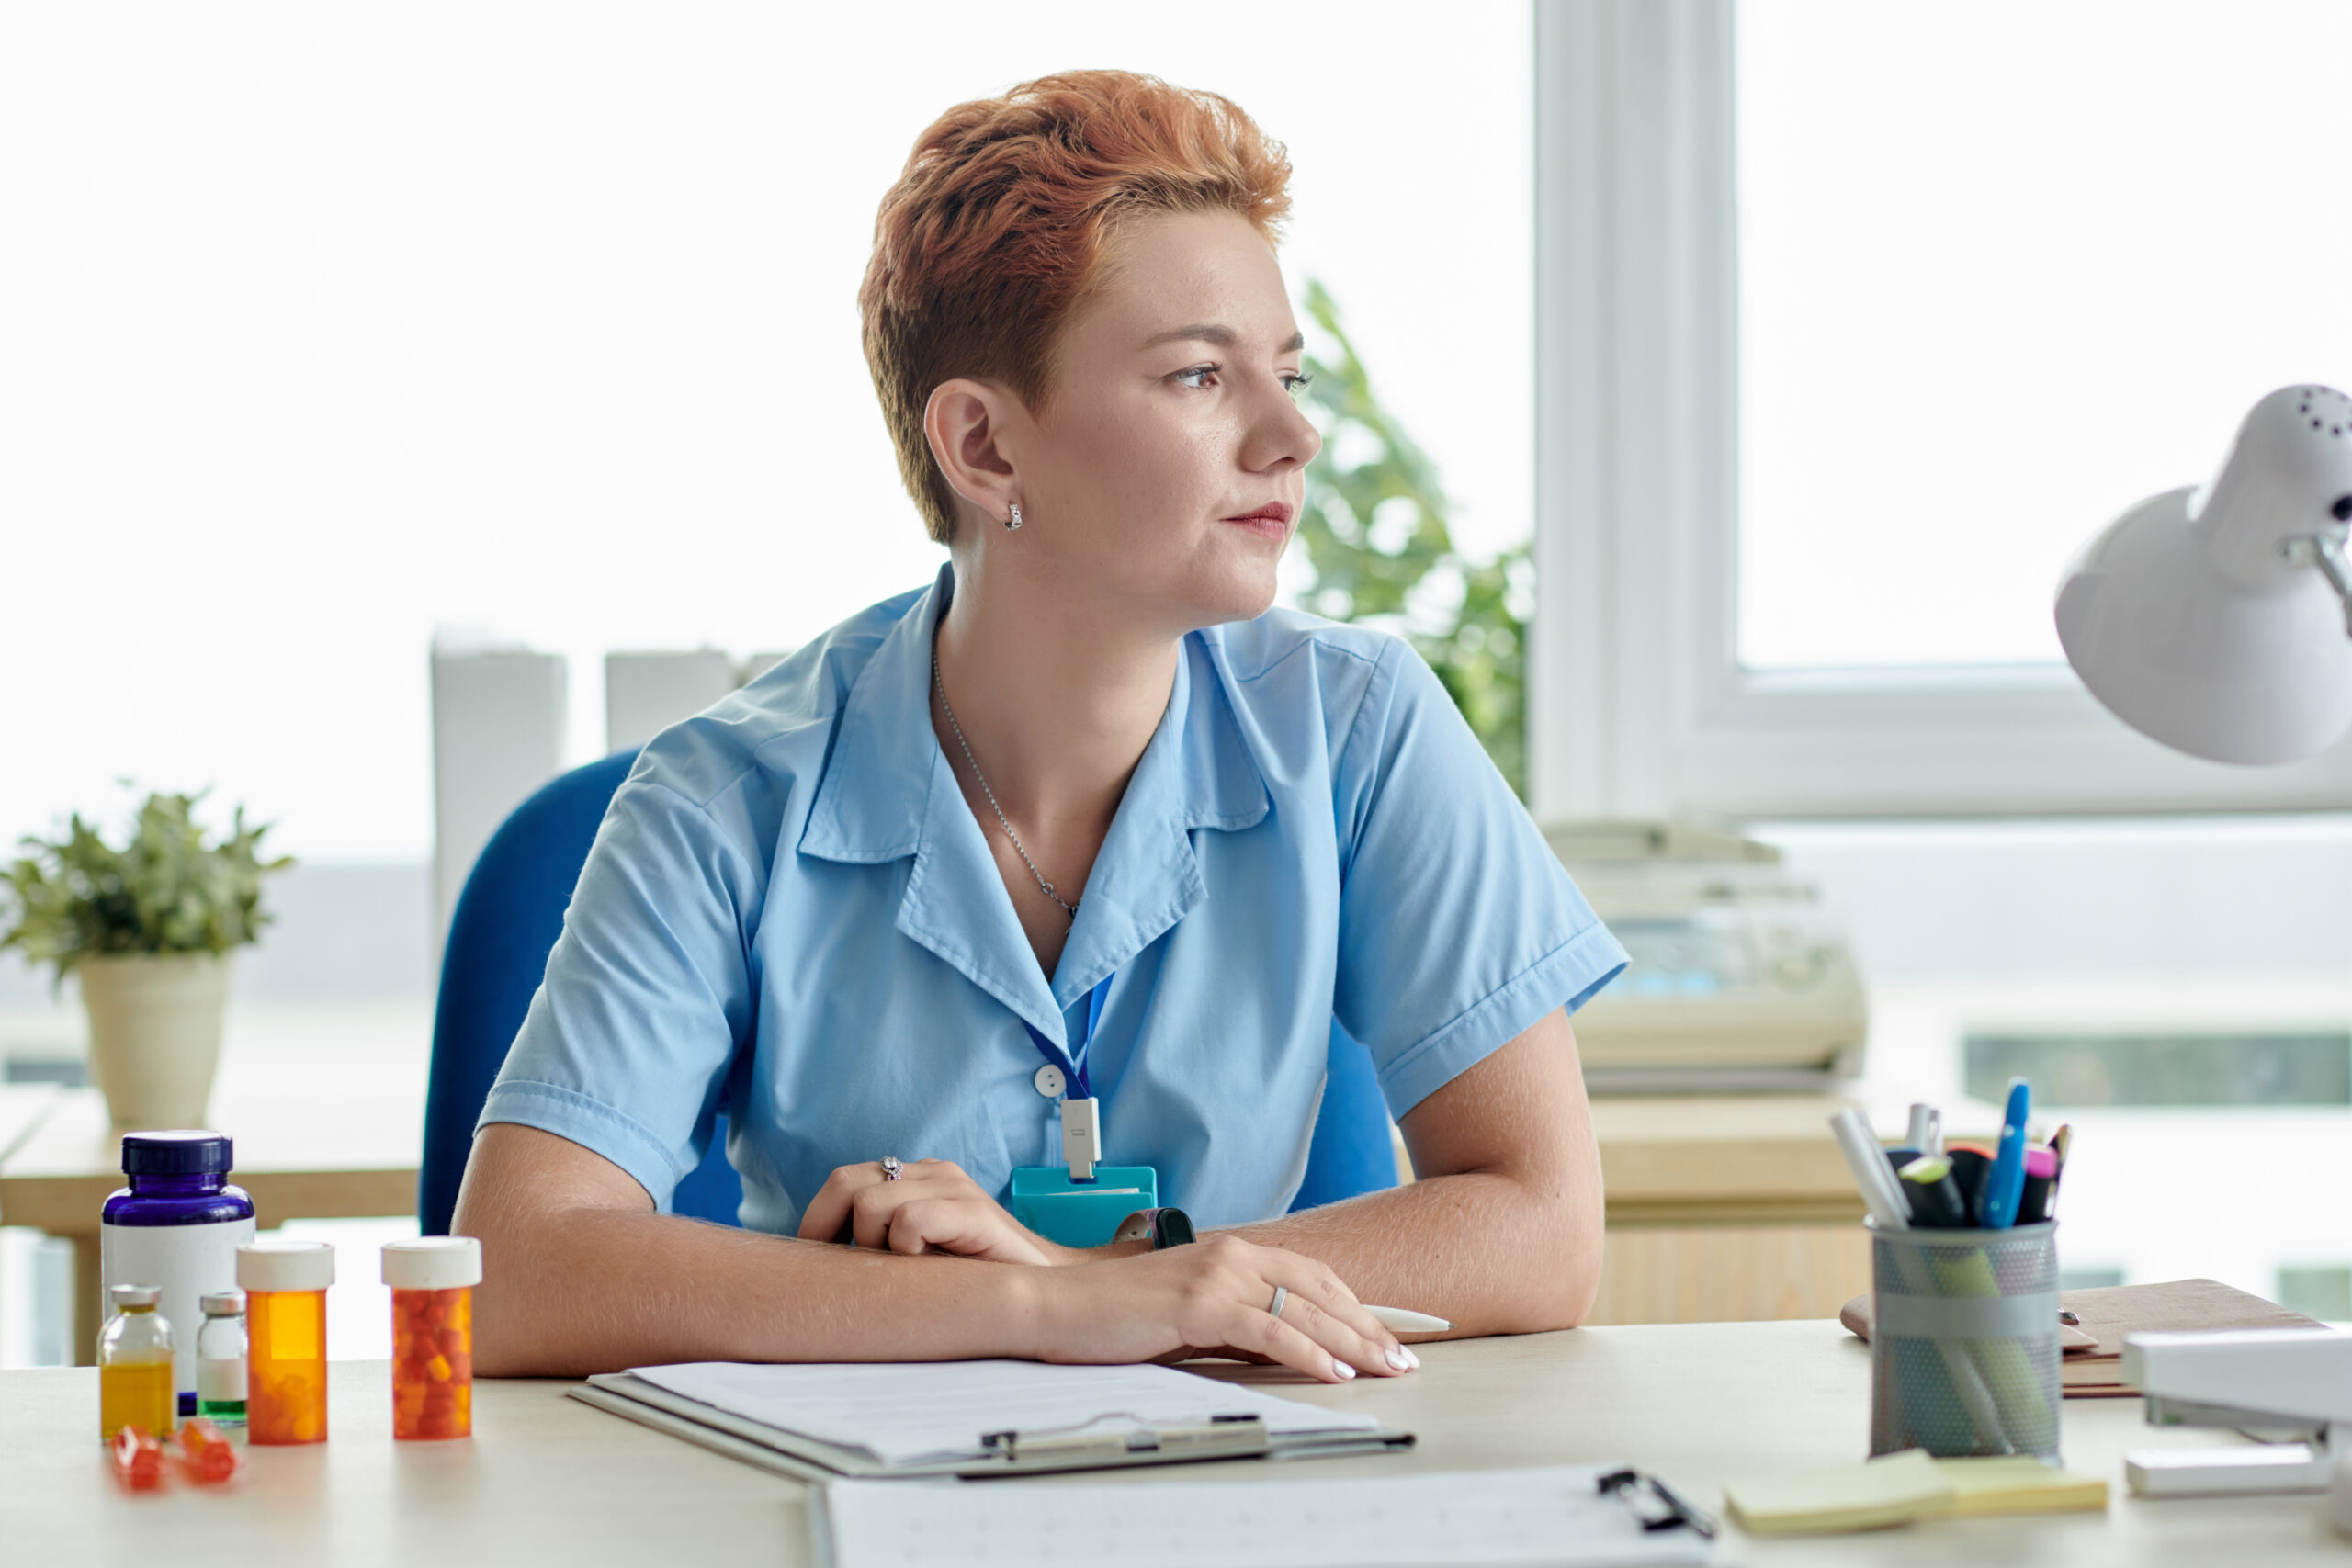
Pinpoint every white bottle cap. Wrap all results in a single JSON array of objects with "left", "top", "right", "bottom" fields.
[
  {"left": 381, "top": 1235, "right": 483, "bottom": 1291},
  {"left": 237, "top": 1240, "right": 335, "bottom": 1292},
  {"left": 108, "top": 1283, "right": 162, "bottom": 1310}
]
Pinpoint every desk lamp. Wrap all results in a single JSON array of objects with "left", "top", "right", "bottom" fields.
[
  {"left": 2053, "top": 385, "right": 2352, "bottom": 1529},
  {"left": 2056, "top": 385, "right": 2352, "bottom": 763}
]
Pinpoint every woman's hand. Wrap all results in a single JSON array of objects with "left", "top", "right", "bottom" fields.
[
  {"left": 1027, "top": 1235, "right": 1418, "bottom": 1383},
  {"left": 796, "top": 1158, "right": 1070, "bottom": 1266}
]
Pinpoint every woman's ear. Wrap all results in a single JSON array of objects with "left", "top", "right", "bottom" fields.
[{"left": 923, "top": 378, "right": 1022, "bottom": 530}]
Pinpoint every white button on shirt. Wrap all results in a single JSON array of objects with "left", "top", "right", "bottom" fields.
[{"left": 480, "top": 565, "right": 1627, "bottom": 1233}]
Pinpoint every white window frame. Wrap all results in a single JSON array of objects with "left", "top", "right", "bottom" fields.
[{"left": 1527, "top": 0, "right": 2352, "bottom": 821}]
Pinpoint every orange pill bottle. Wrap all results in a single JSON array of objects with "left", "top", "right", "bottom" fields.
[
  {"left": 236, "top": 1240, "right": 334, "bottom": 1444},
  {"left": 383, "top": 1236, "right": 481, "bottom": 1440}
]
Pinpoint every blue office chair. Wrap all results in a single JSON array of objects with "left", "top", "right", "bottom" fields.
[
  {"left": 418, "top": 749, "right": 746, "bottom": 1236},
  {"left": 417, "top": 750, "right": 1395, "bottom": 1235}
]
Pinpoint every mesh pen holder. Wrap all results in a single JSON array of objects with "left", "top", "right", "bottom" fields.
[{"left": 1869, "top": 1220, "right": 2061, "bottom": 1461}]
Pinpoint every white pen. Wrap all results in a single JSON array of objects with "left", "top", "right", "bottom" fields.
[
  {"left": 1366, "top": 1305, "right": 1451, "bottom": 1333},
  {"left": 1829, "top": 1108, "right": 1910, "bottom": 1231}
]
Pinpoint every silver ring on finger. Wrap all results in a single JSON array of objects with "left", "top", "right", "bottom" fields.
[
  {"left": 1267, "top": 1285, "right": 1288, "bottom": 1321},
  {"left": 881, "top": 1156, "right": 903, "bottom": 1181}
]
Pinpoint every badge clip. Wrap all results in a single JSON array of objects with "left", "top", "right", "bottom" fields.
[{"left": 1059, "top": 1096, "right": 1102, "bottom": 1181}]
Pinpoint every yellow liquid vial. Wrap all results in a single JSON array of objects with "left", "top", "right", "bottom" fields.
[{"left": 99, "top": 1354, "right": 175, "bottom": 1441}]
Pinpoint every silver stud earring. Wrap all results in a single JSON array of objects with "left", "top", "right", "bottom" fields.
[{"left": 1005, "top": 502, "right": 1023, "bottom": 531}]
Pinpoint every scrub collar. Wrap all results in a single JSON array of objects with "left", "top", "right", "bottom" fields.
[{"left": 799, "top": 565, "right": 1271, "bottom": 1049}]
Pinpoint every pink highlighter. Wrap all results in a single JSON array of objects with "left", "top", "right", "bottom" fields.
[{"left": 2018, "top": 1145, "right": 2061, "bottom": 1224}]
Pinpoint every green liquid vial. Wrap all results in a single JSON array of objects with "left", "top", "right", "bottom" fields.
[{"left": 196, "top": 1290, "right": 248, "bottom": 1429}]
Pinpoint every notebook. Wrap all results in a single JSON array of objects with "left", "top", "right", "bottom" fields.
[
  {"left": 1839, "top": 1278, "right": 2324, "bottom": 1396},
  {"left": 570, "top": 1359, "right": 1414, "bottom": 1480},
  {"left": 813, "top": 1464, "right": 1715, "bottom": 1568},
  {"left": 1724, "top": 1449, "right": 2108, "bottom": 1537},
  {"left": 2057, "top": 1279, "right": 2324, "bottom": 1394}
]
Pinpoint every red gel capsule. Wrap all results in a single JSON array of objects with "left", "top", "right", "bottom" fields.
[
  {"left": 110, "top": 1426, "right": 165, "bottom": 1491},
  {"left": 177, "top": 1418, "right": 241, "bottom": 1483}
]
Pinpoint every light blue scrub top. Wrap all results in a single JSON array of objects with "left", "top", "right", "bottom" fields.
[{"left": 480, "top": 566, "right": 1628, "bottom": 1232}]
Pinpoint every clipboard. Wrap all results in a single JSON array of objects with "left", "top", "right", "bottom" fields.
[
  {"left": 571, "top": 1371, "right": 1416, "bottom": 1482},
  {"left": 809, "top": 1462, "right": 1717, "bottom": 1568}
]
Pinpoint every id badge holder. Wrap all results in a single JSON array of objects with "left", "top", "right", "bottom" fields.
[
  {"left": 1009, "top": 1095, "right": 1157, "bottom": 1248},
  {"left": 1011, "top": 1166, "right": 1159, "bottom": 1248}
]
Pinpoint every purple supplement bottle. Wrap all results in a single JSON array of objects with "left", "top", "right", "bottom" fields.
[{"left": 100, "top": 1132, "right": 255, "bottom": 1417}]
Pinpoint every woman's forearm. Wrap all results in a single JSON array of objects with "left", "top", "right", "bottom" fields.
[
  {"left": 453, "top": 1123, "right": 1412, "bottom": 1382},
  {"left": 1216, "top": 1165, "right": 1603, "bottom": 1337},
  {"left": 1218, "top": 1011, "right": 1608, "bottom": 1336},
  {"left": 477, "top": 1210, "right": 1057, "bottom": 1376},
  {"left": 457, "top": 1124, "right": 1048, "bottom": 1377}
]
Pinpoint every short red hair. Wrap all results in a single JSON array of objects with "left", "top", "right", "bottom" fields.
[{"left": 859, "top": 71, "right": 1294, "bottom": 543}]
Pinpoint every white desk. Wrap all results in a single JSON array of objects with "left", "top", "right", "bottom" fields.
[{"left": 5, "top": 1321, "right": 2343, "bottom": 1565}]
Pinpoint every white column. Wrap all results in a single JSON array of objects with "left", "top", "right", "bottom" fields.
[
  {"left": 429, "top": 642, "right": 568, "bottom": 960},
  {"left": 603, "top": 650, "right": 741, "bottom": 755}
]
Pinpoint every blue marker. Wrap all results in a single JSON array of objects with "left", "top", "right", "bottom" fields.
[{"left": 1977, "top": 1077, "right": 2032, "bottom": 1228}]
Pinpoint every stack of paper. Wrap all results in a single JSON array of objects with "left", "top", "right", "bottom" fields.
[{"left": 1724, "top": 1449, "right": 2108, "bottom": 1537}]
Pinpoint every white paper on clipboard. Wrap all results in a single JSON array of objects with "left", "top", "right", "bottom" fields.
[{"left": 812, "top": 1463, "right": 1716, "bottom": 1568}]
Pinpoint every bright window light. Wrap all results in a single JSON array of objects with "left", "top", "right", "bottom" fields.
[
  {"left": 0, "top": 4, "right": 1530, "bottom": 860},
  {"left": 1737, "top": 0, "right": 2352, "bottom": 670}
]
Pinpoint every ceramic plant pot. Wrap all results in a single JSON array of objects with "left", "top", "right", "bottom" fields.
[{"left": 77, "top": 953, "right": 232, "bottom": 1129}]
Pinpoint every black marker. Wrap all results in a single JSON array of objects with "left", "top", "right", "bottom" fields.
[
  {"left": 1897, "top": 1154, "right": 1971, "bottom": 1228},
  {"left": 1945, "top": 1145, "right": 1995, "bottom": 1225}
]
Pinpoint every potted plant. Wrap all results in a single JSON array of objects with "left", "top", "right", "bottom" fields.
[
  {"left": 1293, "top": 278, "right": 1530, "bottom": 797},
  {"left": 2, "top": 789, "right": 291, "bottom": 1129}
]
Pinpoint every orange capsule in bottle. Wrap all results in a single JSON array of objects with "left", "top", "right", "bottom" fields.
[
  {"left": 382, "top": 1236, "right": 481, "bottom": 1440},
  {"left": 236, "top": 1241, "right": 334, "bottom": 1445}
]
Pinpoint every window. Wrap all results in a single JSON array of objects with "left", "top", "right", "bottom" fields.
[
  {"left": 0, "top": 5, "right": 1532, "bottom": 866},
  {"left": 1530, "top": 1, "right": 2352, "bottom": 819}
]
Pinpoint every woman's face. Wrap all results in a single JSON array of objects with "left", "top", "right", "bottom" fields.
[{"left": 990, "top": 208, "right": 1322, "bottom": 636}]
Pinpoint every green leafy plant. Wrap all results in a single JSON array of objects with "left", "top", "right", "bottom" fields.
[
  {"left": 1293, "top": 279, "right": 1530, "bottom": 797},
  {"left": 1, "top": 788, "right": 293, "bottom": 983}
]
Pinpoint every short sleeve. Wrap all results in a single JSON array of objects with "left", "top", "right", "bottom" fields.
[
  {"left": 1332, "top": 641, "right": 1627, "bottom": 1118},
  {"left": 477, "top": 777, "right": 761, "bottom": 1210}
]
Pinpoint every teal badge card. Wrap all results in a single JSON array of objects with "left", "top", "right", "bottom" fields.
[{"left": 1010, "top": 1166, "right": 1159, "bottom": 1249}]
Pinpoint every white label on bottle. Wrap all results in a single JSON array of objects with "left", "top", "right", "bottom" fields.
[
  {"left": 198, "top": 1354, "right": 246, "bottom": 1403},
  {"left": 101, "top": 1214, "right": 255, "bottom": 1400}
]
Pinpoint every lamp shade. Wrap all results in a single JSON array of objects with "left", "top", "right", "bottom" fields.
[{"left": 2055, "top": 386, "right": 2352, "bottom": 764}]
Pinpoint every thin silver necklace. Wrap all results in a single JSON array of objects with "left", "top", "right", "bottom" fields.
[{"left": 933, "top": 649, "right": 1078, "bottom": 924}]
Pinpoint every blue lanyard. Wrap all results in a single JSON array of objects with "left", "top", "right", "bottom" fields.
[{"left": 1024, "top": 974, "right": 1113, "bottom": 1102}]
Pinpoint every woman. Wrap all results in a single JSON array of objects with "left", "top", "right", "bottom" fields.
[{"left": 454, "top": 71, "right": 1625, "bottom": 1382}]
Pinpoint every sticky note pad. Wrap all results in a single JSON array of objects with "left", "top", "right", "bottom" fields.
[
  {"left": 1724, "top": 1449, "right": 1954, "bottom": 1536},
  {"left": 1726, "top": 1450, "right": 2111, "bottom": 1538},
  {"left": 1933, "top": 1456, "right": 2109, "bottom": 1517}
]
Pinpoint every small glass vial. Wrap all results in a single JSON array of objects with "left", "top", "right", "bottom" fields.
[
  {"left": 384, "top": 1236, "right": 481, "bottom": 1440},
  {"left": 195, "top": 1290, "right": 248, "bottom": 1427},
  {"left": 236, "top": 1240, "right": 334, "bottom": 1445},
  {"left": 98, "top": 1283, "right": 175, "bottom": 1441}
]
